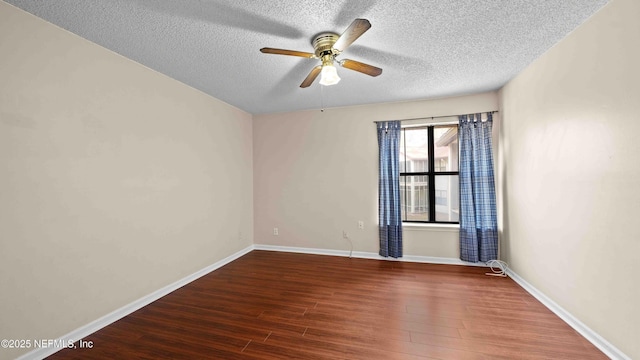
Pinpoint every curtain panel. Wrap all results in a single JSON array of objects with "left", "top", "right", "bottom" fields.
[
  {"left": 377, "top": 121, "right": 403, "bottom": 258},
  {"left": 459, "top": 113, "right": 498, "bottom": 262}
]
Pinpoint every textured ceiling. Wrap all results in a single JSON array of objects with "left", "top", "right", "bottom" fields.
[{"left": 6, "top": 0, "right": 608, "bottom": 115}]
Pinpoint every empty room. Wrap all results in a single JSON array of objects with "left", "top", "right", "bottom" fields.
[{"left": 1, "top": 0, "right": 638, "bottom": 359}]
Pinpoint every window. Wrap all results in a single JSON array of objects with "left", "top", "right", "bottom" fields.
[{"left": 399, "top": 125, "right": 459, "bottom": 224}]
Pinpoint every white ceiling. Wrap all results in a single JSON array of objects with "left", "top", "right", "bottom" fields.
[{"left": 6, "top": 0, "right": 608, "bottom": 115}]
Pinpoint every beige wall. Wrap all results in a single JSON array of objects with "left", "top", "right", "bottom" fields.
[
  {"left": 253, "top": 93, "right": 498, "bottom": 258},
  {"left": 499, "top": 0, "right": 639, "bottom": 357},
  {"left": 0, "top": 3, "right": 253, "bottom": 359}
]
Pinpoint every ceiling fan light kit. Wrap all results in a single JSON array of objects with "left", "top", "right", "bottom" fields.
[
  {"left": 319, "top": 64, "right": 340, "bottom": 86},
  {"left": 260, "top": 19, "right": 382, "bottom": 88}
]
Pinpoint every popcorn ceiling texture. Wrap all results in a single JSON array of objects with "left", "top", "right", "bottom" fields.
[{"left": 5, "top": 0, "right": 608, "bottom": 115}]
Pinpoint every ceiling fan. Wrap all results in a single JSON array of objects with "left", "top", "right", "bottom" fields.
[{"left": 260, "top": 19, "right": 383, "bottom": 88}]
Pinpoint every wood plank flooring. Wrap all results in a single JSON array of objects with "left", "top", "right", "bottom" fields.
[{"left": 46, "top": 250, "right": 607, "bottom": 359}]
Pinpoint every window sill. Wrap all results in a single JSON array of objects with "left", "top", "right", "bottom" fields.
[{"left": 402, "top": 223, "right": 459, "bottom": 233}]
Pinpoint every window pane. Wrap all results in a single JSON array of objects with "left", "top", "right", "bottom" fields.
[
  {"left": 399, "top": 130, "right": 406, "bottom": 173},
  {"left": 435, "top": 175, "right": 459, "bottom": 222},
  {"left": 434, "top": 126, "right": 458, "bottom": 172},
  {"left": 400, "top": 176, "right": 407, "bottom": 220},
  {"left": 400, "top": 175, "right": 428, "bottom": 221},
  {"left": 400, "top": 128, "right": 429, "bottom": 173}
]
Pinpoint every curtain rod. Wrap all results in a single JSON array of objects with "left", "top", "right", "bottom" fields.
[{"left": 373, "top": 110, "right": 499, "bottom": 124}]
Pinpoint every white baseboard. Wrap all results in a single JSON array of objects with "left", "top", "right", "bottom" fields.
[
  {"left": 253, "top": 244, "right": 488, "bottom": 267},
  {"left": 506, "top": 268, "right": 629, "bottom": 360},
  {"left": 17, "top": 245, "right": 254, "bottom": 360}
]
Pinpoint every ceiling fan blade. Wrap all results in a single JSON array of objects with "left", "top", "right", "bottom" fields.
[
  {"left": 340, "top": 59, "right": 382, "bottom": 77},
  {"left": 332, "top": 19, "right": 371, "bottom": 52},
  {"left": 260, "top": 47, "right": 315, "bottom": 58},
  {"left": 300, "top": 65, "right": 322, "bottom": 88}
]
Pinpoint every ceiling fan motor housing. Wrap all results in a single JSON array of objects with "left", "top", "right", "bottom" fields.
[{"left": 312, "top": 32, "right": 340, "bottom": 58}]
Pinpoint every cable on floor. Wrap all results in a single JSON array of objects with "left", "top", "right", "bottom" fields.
[{"left": 485, "top": 259, "right": 508, "bottom": 277}]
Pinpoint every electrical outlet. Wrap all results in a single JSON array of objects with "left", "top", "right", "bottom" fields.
[
  {"left": 358, "top": 221, "right": 364, "bottom": 229},
  {"left": 273, "top": 227, "right": 279, "bottom": 236},
  {"left": 342, "top": 231, "right": 348, "bottom": 239}
]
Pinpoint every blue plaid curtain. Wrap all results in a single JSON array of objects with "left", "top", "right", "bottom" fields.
[
  {"left": 377, "top": 121, "right": 402, "bottom": 258},
  {"left": 459, "top": 113, "right": 498, "bottom": 262}
]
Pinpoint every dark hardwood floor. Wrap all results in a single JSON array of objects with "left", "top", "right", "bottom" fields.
[{"left": 47, "top": 250, "right": 607, "bottom": 359}]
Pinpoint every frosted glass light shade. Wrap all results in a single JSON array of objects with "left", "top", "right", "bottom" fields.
[{"left": 319, "top": 65, "right": 340, "bottom": 86}]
